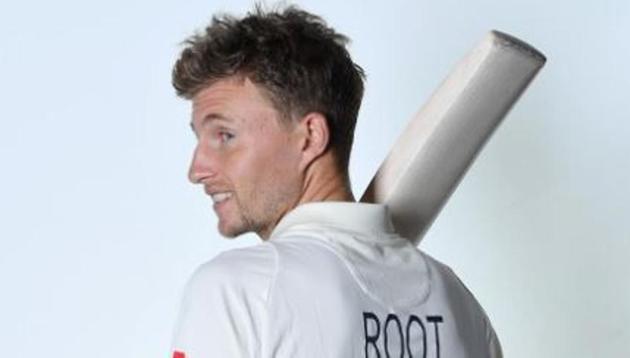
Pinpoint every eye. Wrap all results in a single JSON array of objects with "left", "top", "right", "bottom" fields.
[{"left": 219, "top": 131, "right": 234, "bottom": 143}]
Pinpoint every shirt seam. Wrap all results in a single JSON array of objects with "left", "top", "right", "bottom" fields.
[
  {"left": 273, "top": 229, "right": 432, "bottom": 309},
  {"left": 259, "top": 242, "right": 279, "bottom": 357}
]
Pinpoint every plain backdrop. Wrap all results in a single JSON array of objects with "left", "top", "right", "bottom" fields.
[{"left": 1, "top": 0, "right": 628, "bottom": 357}]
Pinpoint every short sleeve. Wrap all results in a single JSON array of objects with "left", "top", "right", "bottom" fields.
[
  {"left": 171, "top": 244, "right": 276, "bottom": 358},
  {"left": 486, "top": 317, "right": 503, "bottom": 358}
]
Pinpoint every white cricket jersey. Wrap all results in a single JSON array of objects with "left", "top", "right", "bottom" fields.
[{"left": 171, "top": 202, "right": 502, "bottom": 358}]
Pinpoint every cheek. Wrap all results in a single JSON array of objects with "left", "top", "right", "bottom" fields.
[
  {"left": 245, "top": 145, "right": 299, "bottom": 189},
  {"left": 229, "top": 129, "right": 301, "bottom": 189},
  {"left": 225, "top": 147, "right": 270, "bottom": 186},
  {"left": 268, "top": 138, "right": 301, "bottom": 176}
]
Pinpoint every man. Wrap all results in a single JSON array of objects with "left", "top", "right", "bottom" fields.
[{"left": 171, "top": 5, "right": 502, "bottom": 358}]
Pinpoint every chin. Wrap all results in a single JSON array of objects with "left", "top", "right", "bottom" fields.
[
  {"left": 217, "top": 226, "right": 239, "bottom": 238},
  {"left": 218, "top": 221, "right": 249, "bottom": 238}
]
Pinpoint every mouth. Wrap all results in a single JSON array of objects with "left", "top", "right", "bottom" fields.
[{"left": 210, "top": 192, "right": 233, "bottom": 210}]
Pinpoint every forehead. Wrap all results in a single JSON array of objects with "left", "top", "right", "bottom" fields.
[{"left": 191, "top": 77, "right": 281, "bottom": 127}]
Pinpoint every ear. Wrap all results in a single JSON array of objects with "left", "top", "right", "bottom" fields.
[{"left": 296, "top": 112, "right": 330, "bottom": 172}]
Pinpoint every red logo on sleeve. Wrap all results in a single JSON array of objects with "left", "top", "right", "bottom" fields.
[{"left": 173, "top": 351, "right": 186, "bottom": 358}]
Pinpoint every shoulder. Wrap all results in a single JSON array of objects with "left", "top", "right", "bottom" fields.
[
  {"left": 419, "top": 251, "right": 503, "bottom": 356},
  {"left": 417, "top": 252, "right": 486, "bottom": 311},
  {"left": 185, "top": 243, "right": 277, "bottom": 303},
  {"left": 173, "top": 245, "right": 277, "bottom": 356},
  {"left": 418, "top": 250, "right": 470, "bottom": 292},
  {"left": 267, "top": 230, "right": 346, "bottom": 272}
]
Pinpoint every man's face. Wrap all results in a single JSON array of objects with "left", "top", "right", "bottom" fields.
[{"left": 189, "top": 77, "right": 303, "bottom": 239}]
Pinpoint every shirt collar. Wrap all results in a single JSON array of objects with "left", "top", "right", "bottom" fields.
[{"left": 270, "top": 201, "right": 396, "bottom": 239}]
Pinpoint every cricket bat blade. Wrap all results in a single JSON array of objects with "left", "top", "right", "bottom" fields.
[{"left": 361, "top": 30, "right": 546, "bottom": 245}]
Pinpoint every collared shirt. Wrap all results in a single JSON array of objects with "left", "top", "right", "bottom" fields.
[{"left": 171, "top": 201, "right": 502, "bottom": 358}]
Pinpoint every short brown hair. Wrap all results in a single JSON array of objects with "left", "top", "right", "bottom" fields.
[{"left": 172, "top": 5, "right": 365, "bottom": 173}]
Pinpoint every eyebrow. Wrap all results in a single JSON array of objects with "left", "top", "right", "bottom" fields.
[{"left": 189, "top": 113, "right": 234, "bottom": 134}]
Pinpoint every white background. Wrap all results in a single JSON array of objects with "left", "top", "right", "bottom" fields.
[{"left": 1, "top": 0, "right": 628, "bottom": 357}]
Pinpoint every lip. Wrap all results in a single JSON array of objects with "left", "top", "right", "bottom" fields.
[
  {"left": 212, "top": 193, "right": 232, "bottom": 212},
  {"left": 204, "top": 186, "right": 227, "bottom": 196},
  {"left": 204, "top": 185, "right": 232, "bottom": 197}
]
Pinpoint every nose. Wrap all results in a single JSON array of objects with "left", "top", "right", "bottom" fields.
[{"left": 188, "top": 144, "right": 217, "bottom": 184}]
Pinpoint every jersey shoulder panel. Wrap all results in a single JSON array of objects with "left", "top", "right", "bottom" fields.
[
  {"left": 420, "top": 251, "right": 503, "bottom": 357},
  {"left": 172, "top": 244, "right": 278, "bottom": 357},
  {"left": 192, "top": 243, "right": 278, "bottom": 298}
]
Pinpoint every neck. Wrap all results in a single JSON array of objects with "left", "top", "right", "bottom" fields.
[
  {"left": 259, "top": 153, "right": 354, "bottom": 240},
  {"left": 298, "top": 170, "right": 355, "bottom": 204},
  {"left": 297, "top": 154, "right": 355, "bottom": 205}
]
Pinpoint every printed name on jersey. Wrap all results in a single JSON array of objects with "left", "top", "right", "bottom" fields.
[{"left": 363, "top": 312, "right": 444, "bottom": 358}]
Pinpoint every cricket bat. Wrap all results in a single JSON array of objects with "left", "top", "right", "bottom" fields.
[{"left": 361, "top": 30, "right": 546, "bottom": 245}]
